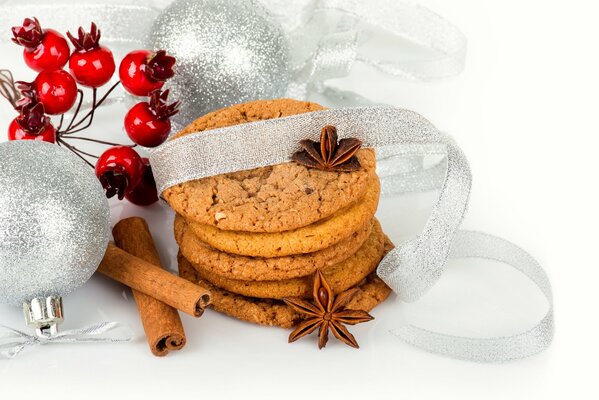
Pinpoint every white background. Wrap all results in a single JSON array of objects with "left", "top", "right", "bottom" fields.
[{"left": 1, "top": 0, "right": 598, "bottom": 399}]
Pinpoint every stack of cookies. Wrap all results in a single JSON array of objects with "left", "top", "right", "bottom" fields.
[{"left": 169, "top": 99, "right": 393, "bottom": 328}]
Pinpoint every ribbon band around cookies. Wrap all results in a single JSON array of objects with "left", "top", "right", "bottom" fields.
[{"left": 150, "top": 106, "right": 553, "bottom": 363}]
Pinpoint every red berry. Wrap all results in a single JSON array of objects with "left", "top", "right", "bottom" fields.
[
  {"left": 8, "top": 103, "right": 55, "bottom": 143},
  {"left": 95, "top": 146, "right": 144, "bottom": 200},
  {"left": 67, "top": 22, "right": 115, "bottom": 88},
  {"left": 125, "top": 158, "right": 159, "bottom": 206},
  {"left": 124, "top": 103, "right": 170, "bottom": 147},
  {"left": 8, "top": 119, "right": 56, "bottom": 143},
  {"left": 28, "top": 70, "right": 78, "bottom": 115},
  {"left": 11, "top": 18, "right": 70, "bottom": 72},
  {"left": 124, "top": 89, "right": 179, "bottom": 147},
  {"left": 119, "top": 50, "right": 176, "bottom": 96}
]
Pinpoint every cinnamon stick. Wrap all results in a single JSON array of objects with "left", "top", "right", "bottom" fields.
[
  {"left": 98, "top": 240, "right": 211, "bottom": 319},
  {"left": 112, "top": 218, "right": 185, "bottom": 357}
]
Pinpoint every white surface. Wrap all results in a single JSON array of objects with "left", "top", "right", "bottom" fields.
[{"left": 1, "top": 0, "right": 597, "bottom": 399}]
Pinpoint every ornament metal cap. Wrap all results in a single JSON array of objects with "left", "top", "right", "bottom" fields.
[{"left": 23, "top": 296, "right": 64, "bottom": 337}]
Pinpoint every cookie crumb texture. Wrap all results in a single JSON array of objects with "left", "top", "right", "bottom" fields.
[
  {"left": 178, "top": 246, "right": 394, "bottom": 329},
  {"left": 175, "top": 216, "right": 373, "bottom": 281},
  {"left": 184, "top": 175, "right": 380, "bottom": 257},
  {"left": 187, "top": 219, "right": 385, "bottom": 299},
  {"left": 163, "top": 99, "right": 376, "bottom": 233}
]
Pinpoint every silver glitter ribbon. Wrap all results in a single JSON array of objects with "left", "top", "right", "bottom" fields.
[
  {"left": 393, "top": 231, "right": 554, "bottom": 362},
  {"left": 149, "top": 107, "right": 554, "bottom": 362},
  {"left": 0, "top": 3, "right": 157, "bottom": 48},
  {"left": 0, "top": 1, "right": 154, "bottom": 83},
  {"left": 0, "top": 322, "right": 133, "bottom": 359},
  {"left": 267, "top": 0, "right": 467, "bottom": 100},
  {"left": 0, "top": 0, "right": 466, "bottom": 108}
]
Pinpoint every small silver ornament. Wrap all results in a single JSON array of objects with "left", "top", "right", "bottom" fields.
[
  {"left": 0, "top": 141, "right": 110, "bottom": 323},
  {"left": 149, "top": 0, "right": 291, "bottom": 128}
]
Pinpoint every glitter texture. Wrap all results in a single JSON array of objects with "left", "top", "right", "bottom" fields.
[
  {"left": 0, "top": 141, "right": 110, "bottom": 306},
  {"left": 149, "top": 0, "right": 291, "bottom": 128},
  {"left": 0, "top": 0, "right": 467, "bottom": 118},
  {"left": 150, "top": 107, "right": 440, "bottom": 191},
  {"left": 150, "top": 106, "right": 466, "bottom": 302},
  {"left": 391, "top": 231, "right": 554, "bottom": 362},
  {"left": 149, "top": 106, "right": 554, "bottom": 362},
  {"left": 0, "top": 3, "right": 158, "bottom": 59}
]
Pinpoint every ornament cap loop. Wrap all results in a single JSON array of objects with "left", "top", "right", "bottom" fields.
[{"left": 23, "top": 296, "right": 64, "bottom": 337}]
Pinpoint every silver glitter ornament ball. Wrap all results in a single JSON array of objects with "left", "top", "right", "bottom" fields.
[
  {"left": 149, "top": 0, "right": 291, "bottom": 128},
  {"left": 0, "top": 141, "right": 110, "bottom": 306}
]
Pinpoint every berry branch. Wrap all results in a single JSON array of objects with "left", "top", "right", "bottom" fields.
[
  {"left": 64, "top": 89, "right": 84, "bottom": 132},
  {"left": 5, "top": 18, "right": 180, "bottom": 206},
  {"left": 59, "top": 81, "right": 120, "bottom": 135},
  {"left": 56, "top": 113, "right": 64, "bottom": 131},
  {"left": 0, "top": 70, "right": 20, "bottom": 109},
  {"left": 57, "top": 139, "right": 95, "bottom": 168},
  {"left": 57, "top": 138, "right": 99, "bottom": 159}
]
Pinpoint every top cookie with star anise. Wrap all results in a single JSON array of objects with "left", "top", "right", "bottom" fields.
[{"left": 163, "top": 99, "right": 376, "bottom": 233}]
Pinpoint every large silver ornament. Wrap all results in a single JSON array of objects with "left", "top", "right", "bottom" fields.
[
  {"left": 149, "top": 0, "right": 291, "bottom": 128},
  {"left": 0, "top": 141, "right": 110, "bottom": 307}
]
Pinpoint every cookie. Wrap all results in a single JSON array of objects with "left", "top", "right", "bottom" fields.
[
  {"left": 186, "top": 219, "right": 386, "bottom": 299},
  {"left": 163, "top": 99, "right": 377, "bottom": 233},
  {"left": 175, "top": 215, "right": 373, "bottom": 281},
  {"left": 184, "top": 175, "right": 380, "bottom": 257},
  {"left": 178, "top": 252, "right": 393, "bottom": 328}
]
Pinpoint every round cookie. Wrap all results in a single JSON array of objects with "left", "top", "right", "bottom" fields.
[
  {"left": 177, "top": 245, "right": 394, "bottom": 328},
  {"left": 188, "top": 220, "right": 386, "bottom": 299},
  {"left": 188, "top": 271, "right": 391, "bottom": 329},
  {"left": 185, "top": 175, "right": 380, "bottom": 257},
  {"left": 163, "top": 99, "right": 377, "bottom": 233},
  {"left": 175, "top": 215, "right": 373, "bottom": 281}
]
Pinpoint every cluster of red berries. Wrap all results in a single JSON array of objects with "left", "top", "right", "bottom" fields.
[{"left": 8, "top": 17, "right": 181, "bottom": 206}]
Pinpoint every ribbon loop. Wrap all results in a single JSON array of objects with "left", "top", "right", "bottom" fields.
[
  {"left": 377, "top": 140, "right": 471, "bottom": 302},
  {"left": 338, "top": 0, "right": 468, "bottom": 80},
  {"left": 392, "top": 231, "right": 554, "bottom": 362},
  {"left": 0, "top": 1, "right": 550, "bottom": 363},
  {"left": 0, "top": 0, "right": 467, "bottom": 113},
  {"left": 0, "top": 3, "right": 158, "bottom": 49},
  {"left": 0, "top": 322, "right": 132, "bottom": 359},
  {"left": 271, "top": 0, "right": 467, "bottom": 105},
  {"left": 149, "top": 106, "right": 554, "bottom": 362}
]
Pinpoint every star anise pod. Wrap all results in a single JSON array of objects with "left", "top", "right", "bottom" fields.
[
  {"left": 283, "top": 270, "right": 374, "bottom": 349},
  {"left": 292, "top": 125, "right": 363, "bottom": 172}
]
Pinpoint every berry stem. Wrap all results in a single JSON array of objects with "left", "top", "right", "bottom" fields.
[
  {"left": 64, "top": 136, "right": 128, "bottom": 146},
  {"left": 94, "top": 80, "right": 121, "bottom": 108},
  {"left": 0, "top": 69, "right": 20, "bottom": 109},
  {"left": 58, "top": 81, "right": 120, "bottom": 135},
  {"left": 53, "top": 80, "right": 134, "bottom": 163},
  {"left": 59, "top": 139, "right": 99, "bottom": 159},
  {"left": 57, "top": 139, "right": 95, "bottom": 168},
  {"left": 66, "top": 81, "right": 119, "bottom": 132},
  {"left": 57, "top": 113, "right": 64, "bottom": 132},
  {"left": 63, "top": 89, "right": 84, "bottom": 132},
  {"left": 64, "top": 88, "right": 96, "bottom": 132}
]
